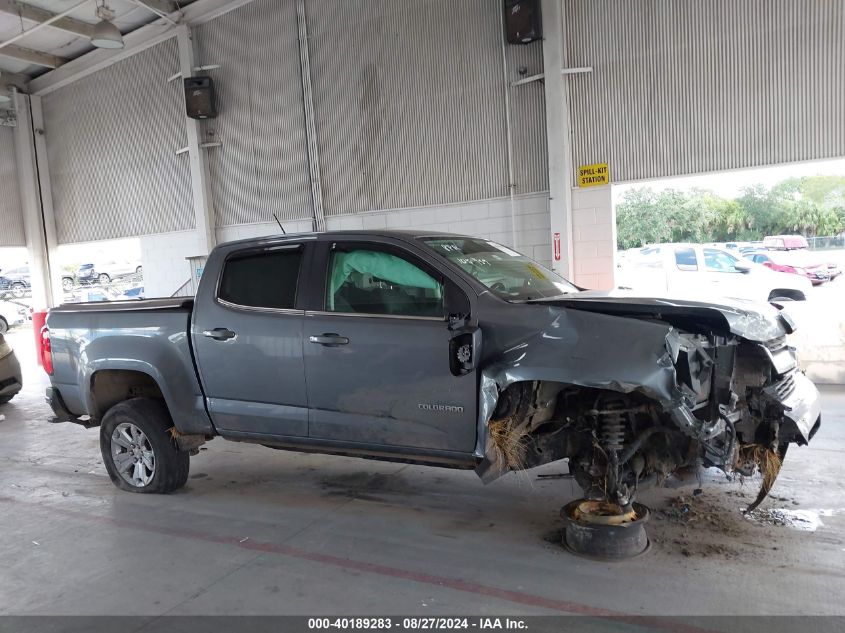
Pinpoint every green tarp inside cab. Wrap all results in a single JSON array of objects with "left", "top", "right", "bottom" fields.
[{"left": 327, "top": 250, "right": 442, "bottom": 311}]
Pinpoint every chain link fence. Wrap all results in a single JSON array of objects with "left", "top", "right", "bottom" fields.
[{"left": 807, "top": 235, "right": 845, "bottom": 250}]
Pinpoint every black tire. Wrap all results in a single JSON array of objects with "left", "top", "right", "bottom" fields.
[
  {"left": 0, "top": 395, "right": 13, "bottom": 405},
  {"left": 135, "top": 266, "right": 143, "bottom": 275},
  {"left": 10, "top": 283, "right": 25, "bottom": 298},
  {"left": 0, "top": 317, "right": 8, "bottom": 334},
  {"left": 98, "top": 273, "right": 111, "bottom": 285},
  {"left": 62, "top": 277, "right": 74, "bottom": 291},
  {"left": 100, "top": 398, "right": 189, "bottom": 494}
]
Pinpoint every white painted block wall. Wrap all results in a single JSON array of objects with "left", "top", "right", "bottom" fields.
[
  {"left": 140, "top": 194, "right": 552, "bottom": 298},
  {"left": 139, "top": 230, "right": 207, "bottom": 298},
  {"left": 571, "top": 185, "right": 616, "bottom": 290}
]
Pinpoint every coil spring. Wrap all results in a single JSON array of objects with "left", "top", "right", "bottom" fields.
[{"left": 600, "top": 410, "right": 626, "bottom": 452}]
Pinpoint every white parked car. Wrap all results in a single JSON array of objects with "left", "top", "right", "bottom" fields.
[
  {"left": 0, "top": 300, "right": 27, "bottom": 334},
  {"left": 77, "top": 260, "right": 142, "bottom": 285},
  {"left": 617, "top": 243, "right": 812, "bottom": 303}
]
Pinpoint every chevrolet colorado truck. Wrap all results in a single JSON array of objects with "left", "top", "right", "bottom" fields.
[{"left": 44, "top": 231, "right": 821, "bottom": 512}]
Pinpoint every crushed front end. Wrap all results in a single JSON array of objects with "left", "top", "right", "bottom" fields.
[{"left": 476, "top": 298, "right": 822, "bottom": 513}]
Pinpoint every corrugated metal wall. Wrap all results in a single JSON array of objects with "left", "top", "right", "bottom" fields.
[
  {"left": 308, "top": 0, "right": 514, "bottom": 215},
  {"left": 506, "top": 41, "right": 548, "bottom": 195},
  {"left": 0, "top": 126, "right": 26, "bottom": 247},
  {"left": 192, "top": 0, "right": 548, "bottom": 224},
  {"left": 566, "top": 0, "right": 845, "bottom": 182},
  {"left": 195, "top": 0, "right": 314, "bottom": 226},
  {"left": 42, "top": 40, "right": 193, "bottom": 244}
]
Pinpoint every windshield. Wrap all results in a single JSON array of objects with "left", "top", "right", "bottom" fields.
[{"left": 420, "top": 237, "right": 578, "bottom": 301}]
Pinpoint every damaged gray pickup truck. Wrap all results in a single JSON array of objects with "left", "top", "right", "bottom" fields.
[{"left": 44, "top": 231, "right": 820, "bottom": 519}]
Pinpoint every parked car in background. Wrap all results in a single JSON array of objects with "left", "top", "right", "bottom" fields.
[
  {"left": 744, "top": 250, "right": 831, "bottom": 285},
  {"left": 763, "top": 235, "right": 810, "bottom": 250},
  {"left": 75, "top": 287, "right": 123, "bottom": 303},
  {"left": 117, "top": 286, "right": 145, "bottom": 300},
  {"left": 0, "top": 300, "right": 28, "bottom": 334},
  {"left": 618, "top": 243, "right": 812, "bottom": 302},
  {"left": 762, "top": 234, "right": 841, "bottom": 279},
  {"left": 0, "top": 331, "right": 22, "bottom": 405},
  {"left": 77, "top": 261, "right": 142, "bottom": 285},
  {"left": 0, "top": 266, "right": 31, "bottom": 299}
]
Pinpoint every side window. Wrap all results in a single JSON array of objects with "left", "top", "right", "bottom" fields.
[
  {"left": 703, "top": 249, "right": 739, "bottom": 273},
  {"left": 326, "top": 247, "right": 443, "bottom": 317},
  {"left": 674, "top": 247, "right": 698, "bottom": 271},
  {"left": 219, "top": 247, "right": 303, "bottom": 309}
]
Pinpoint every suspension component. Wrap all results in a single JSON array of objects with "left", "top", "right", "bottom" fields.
[{"left": 600, "top": 409, "right": 626, "bottom": 452}]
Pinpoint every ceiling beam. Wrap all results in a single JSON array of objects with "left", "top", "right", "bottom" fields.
[
  {"left": 30, "top": 0, "right": 255, "bottom": 95},
  {"left": 0, "top": 0, "right": 95, "bottom": 38},
  {"left": 0, "top": 44, "right": 65, "bottom": 68},
  {"left": 132, "top": 0, "right": 176, "bottom": 15}
]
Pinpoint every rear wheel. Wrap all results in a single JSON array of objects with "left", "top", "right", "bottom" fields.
[
  {"left": 0, "top": 317, "right": 7, "bottom": 334},
  {"left": 98, "top": 273, "right": 111, "bottom": 285},
  {"left": 100, "top": 398, "right": 189, "bottom": 493},
  {"left": 10, "top": 283, "right": 25, "bottom": 298},
  {"left": 0, "top": 395, "right": 13, "bottom": 405},
  {"left": 62, "top": 277, "right": 74, "bottom": 291}
]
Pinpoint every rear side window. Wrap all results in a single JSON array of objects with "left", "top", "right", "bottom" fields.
[
  {"left": 674, "top": 247, "right": 698, "bottom": 271},
  {"left": 219, "top": 247, "right": 302, "bottom": 310}
]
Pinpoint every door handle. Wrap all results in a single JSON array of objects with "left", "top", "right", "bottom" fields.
[
  {"left": 203, "top": 328, "right": 237, "bottom": 341},
  {"left": 309, "top": 333, "right": 349, "bottom": 346}
]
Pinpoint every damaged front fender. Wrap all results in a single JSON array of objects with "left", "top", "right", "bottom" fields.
[{"left": 475, "top": 306, "right": 693, "bottom": 481}]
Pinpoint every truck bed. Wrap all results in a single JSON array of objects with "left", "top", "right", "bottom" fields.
[{"left": 45, "top": 297, "right": 211, "bottom": 435}]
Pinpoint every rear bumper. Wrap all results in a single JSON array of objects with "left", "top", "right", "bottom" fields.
[
  {"left": 0, "top": 351, "right": 22, "bottom": 398},
  {"left": 45, "top": 386, "right": 97, "bottom": 428},
  {"left": 45, "top": 386, "right": 75, "bottom": 421}
]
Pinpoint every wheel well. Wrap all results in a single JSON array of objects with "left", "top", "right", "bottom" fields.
[
  {"left": 90, "top": 370, "right": 165, "bottom": 420},
  {"left": 768, "top": 288, "right": 805, "bottom": 301}
]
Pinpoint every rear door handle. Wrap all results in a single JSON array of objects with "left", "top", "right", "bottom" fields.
[
  {"left": 309, "top": 333, "right": 349, "bottom": 346},
  {"left": 203, "top": 328, "right": 236, "bottom": 341}
]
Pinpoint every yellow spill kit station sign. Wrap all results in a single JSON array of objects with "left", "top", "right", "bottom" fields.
[{"left": 578, "top": 163, "right": 609, "bottom": 187}]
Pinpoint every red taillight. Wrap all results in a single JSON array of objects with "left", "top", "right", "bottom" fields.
[{"left": 40, "top": 326, "right": 53, "bottom": 375}]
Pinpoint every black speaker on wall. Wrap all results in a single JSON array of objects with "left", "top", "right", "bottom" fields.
[
  {"left": 504, "top": 0, "right": 542, "bottom": 44},
  {"left": 184, "top": 76, "right": 217, "bottom": 119}
]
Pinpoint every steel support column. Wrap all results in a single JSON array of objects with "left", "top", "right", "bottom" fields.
[
  {"left": 13, "top": 93, "right": 57, "bottom": 307},
  {"left": 295, "top": 0, "right": 326, "bottom": 232},
  {"left": 541, "top": 0, "right": 574, "bottom": 279},
  {"left": 176, "top": 24, "right": 216, "bottom": 255}
]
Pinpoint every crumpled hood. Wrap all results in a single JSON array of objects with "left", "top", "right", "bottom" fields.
[{"left": 533, "top": 289, "right": 790, "bottom": 342}]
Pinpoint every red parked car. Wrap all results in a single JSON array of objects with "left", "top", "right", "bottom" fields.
[
  {"left": 763, "top": 235, "right": 810, "bottom": 250},
  {"left": 762, "top": 234, "right": 841, "bottom": 279},
  {"left": 745, "top": 250, "right": 830, "bottom": 285}
]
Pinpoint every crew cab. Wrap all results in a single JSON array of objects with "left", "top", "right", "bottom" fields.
[{"left": 44, "top": 232, "right": 821, "bottom": 515}]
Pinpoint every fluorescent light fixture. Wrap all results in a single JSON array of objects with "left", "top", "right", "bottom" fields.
[{"left": 91, "top": 3, "right": 124, "bottom": 49}]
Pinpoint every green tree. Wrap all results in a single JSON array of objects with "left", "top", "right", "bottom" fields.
[{"left": 616, "top": 174, "right": 845, "bottom": 249}]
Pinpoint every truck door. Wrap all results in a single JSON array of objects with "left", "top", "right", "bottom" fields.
[
  {"left": 701, "top": 247, "right": 750, "bottom": 300},
  {"left": 192, "top": 242, "right": 309, "bottom": 438},
  {"left": 302, "top": 241, "right": 478, "bottom": 453}
]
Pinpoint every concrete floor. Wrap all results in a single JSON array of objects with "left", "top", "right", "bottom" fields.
[{"left": 1, "top": 328, "right": 844, "bottom": 617}]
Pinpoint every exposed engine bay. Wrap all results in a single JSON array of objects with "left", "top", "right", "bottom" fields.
[{"left": 477, "top": 302, "right": 822, "bottom": 513}]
